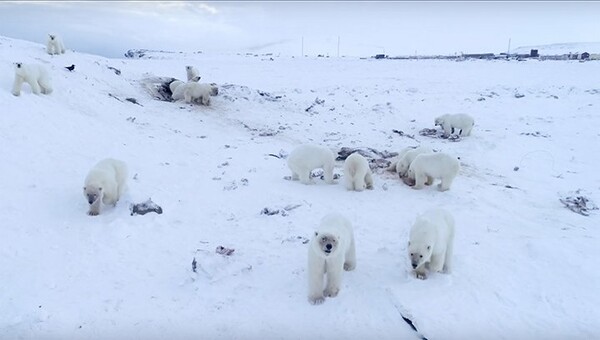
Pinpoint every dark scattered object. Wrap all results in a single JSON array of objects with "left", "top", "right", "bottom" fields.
[
  {"left": 130, "top": 198, "right": 163, "bottom": 216},
  {"left": 513, "top": 166, "right": 520, "bottom": 171},
  {"left": 419, "top": 128, "right": 439, "bottom": 136},
  {"left": 216, "top": 246, "right": 235, "bottom": 256},
  {"left": 139, "top": 77, "right": 178, "bottom": 101},
  {"left": 65, "top": 64, "right": 75, "bottom": 72},
  {"left": 107, "top": 66, "right": 121, "bottom": 75},
  {"left": 311, "top": 169, "right": 341, "bottom": 180},
  {"left": 514, "top": 93, "right": 525, "bottom": 99},
  {"left": 261, "top": 207, "right": 281, "bottom": 216},
  {"left": 192, "top": 257, "right": 197, "bottom": 273},
  {"left": 392, "top": 129, "right": 416, "bottom": 140},
  {"left": 337, "top": 147, "right": 397, "bottom": 161},
  {"left": 305, "top": 97, "right": 325, "bottom": 112},
  {"left": 261, "top": 204, "right": 302, "bottom": 217},
  {"left": 125, "top": 97, "right": 142, "bottom": 106},
  {"left": 560, "top": 190, "right": 598, "bottom": 216},
  {"left": 520, "top": 131, "right": 550, "bottom": 138}
]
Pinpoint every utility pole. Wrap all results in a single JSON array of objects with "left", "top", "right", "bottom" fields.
[
  {"left": 302, "top": 37, "right": 304, "bottom": 57},
  {"left": 507, "top": 38, "right": 511, "bottom": 57},
  {"left": 337, "top": 36, "right": 340, "bottom": 58}
]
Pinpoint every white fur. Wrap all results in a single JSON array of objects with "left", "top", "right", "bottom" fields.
[
  {"left": 169, "top": 80, "right": 184, "bottom": 94},
  {"left": 343, "top": 153, "right": 373, "bottom": 191},
  {"left": 385, "top": 147, "right": 412, "bottom": 172},
  {"left": 83, "top": 158, "right": 128, "bottom": 216},
  {"left": 395, "top": 146, "right": 434, "bottom": 177},
  {"left": 307, "top": 213, "right": 356, "bottom": 305},
  {"left": 46, "top": 34, "right": 65, "bottom": 55},
  {"left": 12, "top": 63, "right": 53, "bottom": 96},
  {"left": 434, "top": 113, "right": 474, "bottom": 137},
  {"left": 287, "top": 144, "right": 335, "bottom": 185},
  {"left": 186, "top": 65, "right": 200, "bottom": 81},
  {"left": 407, "top": 152, "right": 460, "bottom": 191},
  {"left": 408, "top": 208, "right": 455, "bottom": 280},
  {"left": 183, "top": 82, "right": 212, "bottom": 105}
]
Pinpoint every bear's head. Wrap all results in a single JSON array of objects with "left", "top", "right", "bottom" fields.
[
  {"left": 49, "top": 34, "right": 56, "bottom": 41},
  {"left": 83, "top": 185, "right": 103, "bottom": 205},
  {"left": 434, "top": 117, "right": 444, "bottom": 127},
  {"left": 312, "top": 231, "right": 339, "bottom": 257},
  {"left": 408, "top": 241, "right": 433, "bottom": 269},
  {"left": 14, "top": 62, "right": 23, "bottom": 69}
]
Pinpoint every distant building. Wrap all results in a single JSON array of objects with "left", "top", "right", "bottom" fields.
[
  {"left": 530, "top": 49, "right": 539, "bottom": 58},
  {"left": 581, "top": 52, "right": 590, "bottom": 60},
  {"left": 374, "top": 54, "right": 387, "bottom": 59},
  {"left": 462, "top": 53, "right": 495, "bottom": 59}
]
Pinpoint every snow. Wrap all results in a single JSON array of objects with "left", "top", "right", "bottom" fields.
[
  {"left": 1, "top": 35, "right": 600, "bottom": 339},
  {"left": 512, "top": 42, "right": 600, "bottom": 55}
]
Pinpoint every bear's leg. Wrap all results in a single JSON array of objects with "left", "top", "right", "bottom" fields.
[
  {"left": 184, "top": 92, "right": 193, "bottom": 103},
  {"left": 344, "top": 238, "right": 356, "bottom": 271},
  {"left": 87, "top": 197, "right": 102, "bottom": 216},
  {"left": 344, "top": 175, "right": 355, "bottom": 191},
  {"left": 353, "top": 176, "right": 365, "bottom": 192},
  {"left": 308, "top": 257, "right": 325, "bottom": 305},
  {"left": 443, "top": 238, "right": 454, "bottom": 273},
  {"left": 323, "top": 164, "right": 334, "bottom": 184},
  {"left": 291, "top": 172, "right": 299, "bottom": 181},
  {"left": 425, "top": 176, "right": 435, "bottom": 186},
  {"left": 365, "top": 172, "right": 374, "bottom": 190},
  {"left": 412, "top": 173, "right": 425, "bottom": 189},
  {"left": 29, "top": 80, "right": 41, "bottom": 95},
  {"left": 438, "top": 176, "right": 454, "bottom": 191},
  {"left": 429, "top": 253, "right": 446, "bottom": 273},
  {"left": 38, "top": 78, "right": 53, "bottom": 95},
  {"left": 299, "top": 170, "right": 312, "bottom": 185},
  {"left": 323, "top": 261, "right": 342, "bottom": 298},
  {"left": 12, "top": 76, "right": 24, "bottom": 96},
  {"left": 202, "top": 94, "right": 211, "bottom": 106},
  {"left": 414, "top": 267, "right": 428, "bottom": 280}
]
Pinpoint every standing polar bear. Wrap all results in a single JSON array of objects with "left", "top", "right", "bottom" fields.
[
  {"left": 12, "top": 62, "right": 53, "bottom": 96},
  {"left": 408, "top": 208, "right": 455, "bottom": 280},
  {"left": 308, "top": 213, "right": 356, "bottom": 305},
  {"left": 435, "top": 113, "right": 474, "bottom": 137},
  {"left": 287, "top": 144, "right": 336, "bottom": 185},
  {"left": 407, "top": 152, "right": 460, "bottom": 191},
  {"left": 394, "top": 146, "right": 434, "bottom": 177},
  {"left": 343, "top": 153, "right": 373, "bottom": 191},
  {"left": 83, "top": 158, "right": 128, "bottom": 216},
  {"left": 46, "top": 34, "right": 65, "bottom": 55},
  {"left": 183, "top": 82, "right": 212, "bottom": 105},
  {"left": 185, "top": 65, "right": 200, "bottom": 81}
]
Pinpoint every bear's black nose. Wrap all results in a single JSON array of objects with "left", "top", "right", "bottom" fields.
[
  {"left": 411, "top": 263, "right": 417, "bottom": 269},
  {"left": 326, "top": 244, "right": 332, "bottom": 250}
]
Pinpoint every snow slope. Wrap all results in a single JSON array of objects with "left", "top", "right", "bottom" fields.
[
  {"left": 512, "top": 41, "right": 600, "bottom": 55},
  {"left": 1, "top": 35, "right": 599, "bottom": 339}
]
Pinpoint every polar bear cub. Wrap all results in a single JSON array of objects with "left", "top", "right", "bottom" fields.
[
  {"left": 169, "top": 80, "right": 184, "bottom": 94},
  {"left": 394, "top": 146, "right": 434, "bottom": 177},
  {"left": 435, "top": 113, "right": 474, "bottom": 137},
  {"left": 308, "top": 213, "right": 356, "bottom": 305},
  {"left": 83, "top": 158, "right": 128, "bottom": 216},
  {"left": 186, "top": 66, "right": 200, "bottom": 81},
  {"left": 343, "top": 153, "right": 373, "bottom": 191},
  {"left": 407, "top": 152, "right": 460, "bottom": 191},
  {"left": 12, "top": 62, "right": 53, "bottom": 96},
  {"left": 408, "top": 208, "right": 455, "bottom": 280},
  {"left": 46, "top": 34, "right": 65, "bottom": 55},
  {"left": 287, "top": 144, "right": 335, "bottom": 185}
]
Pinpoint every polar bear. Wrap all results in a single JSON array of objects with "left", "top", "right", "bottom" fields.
[
  {"left": 385, "top": 147, "right": 412, "bottom": 172},
  {"left": 12, "top": 62, "right": 53, "bottom": 96},
  {"left": 46, "top": 34, "right": 65, "bottom": 55},
  {"left": 183, "top": 82, "right": 212, "bottom": 105},
  {"left": 287, "top": 144, "right": 335, "bottom": 185},
  {"left": 343, "top": 153, "right": 373, "bottom": 191},
  {"left": 407, "top": 152, "right": 460, "bottom": 191},
  {"left": 308, "top": 213, "right": 356, "bottom": 305},
  {"left": 394, "top": 146, "right": 434, "bottom": 177},
  {"left": 435, "top": 113, "right": 474, "bottom": 137},
  {"left": 186, "top": 65, "right": 200, "bottom": 81},
  {"left": 169, "top": 80, "right": 184, "bottom": 94},
  {"left": 83, "top": 158, "right": 128, "bottom": 216},
  {"left": 408, "top": 208, "right": 455, "bottom": 280}
]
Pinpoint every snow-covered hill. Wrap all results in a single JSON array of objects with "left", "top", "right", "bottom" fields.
[
  {"left": 512, "top": 41, "right": 600, "bottom": 55},
  {"left": 1, "top": 35, "right": 599, "bottom": 339}
]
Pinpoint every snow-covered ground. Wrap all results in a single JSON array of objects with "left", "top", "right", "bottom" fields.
[{"left": 1, "top": 35, "right": 599, "bottom": 339}]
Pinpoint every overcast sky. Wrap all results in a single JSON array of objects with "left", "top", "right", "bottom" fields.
[{"left": 1, "top": 1, "right": 599, "bottom": 58}]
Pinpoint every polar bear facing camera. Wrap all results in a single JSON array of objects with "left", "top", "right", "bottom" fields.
[
  {"left": 394, "top": 146, "right": 434, "bottom": 177},
  {"left": 46, "top": 34, "right": 65, "bottom": 55},
  {"left": 183, "top": 82, "right": 212, "bottom": 105},
  {"left": 435, "top": 113, "right": 474, "bottom": 137},
  {"left": 287, "top": 144, "right": 335, "bottom": 185},
  {"left": 308, "top": 213, "right": 356, "bottom": 305},
  {"left": 12, "top": 62, "right": 53, "bottom": 96},
  {"left": 83, "top": 158, "right": 128, "bottom": 216},
  {"left": 407, "top": 152, "right": 460, "bottom": 191},
  {"left": 408, "top": 208, "right": 455, "bottom": 280},
  {"left": 343, "top": 153, "right": 373, "bottom": 191},
  {"left": 186, "top": 65, "right": 200, "bottom": 81}
]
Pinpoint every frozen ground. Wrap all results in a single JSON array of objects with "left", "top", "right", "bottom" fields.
[{"left": 1, "top": 35, "right": 599, "bottom": 339}]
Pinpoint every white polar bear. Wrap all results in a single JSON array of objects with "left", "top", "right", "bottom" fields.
[
  {"left": 186, "top": 65, "right": 200, "bottom": 81},
  {"left": 408, "top": 208, "right": 455, "bottom": 280},
  {"left": 287, "top": 144, "right": 335, "bottom": 185},
  {"left": 169, "top": 80, "right": 184, "bottom": 94},
  {"left": 12, "top": 62, "right": 53, "bottom": 96},
  {"left": 83, "top": 158, "right": 128, "bottom": 216},
  {"left": 385, "top": 147, "right": 413, "bottom": 172},
  {"left": 407, "top": 152, "right": 460, "bottom": 191},
  {"left": 394, "top": 146, "right": 434, "bottom": 177},
  {"left": 46, "top": 34, "right": 65, "bottom": 55},
  {"left": 343, "top": 153, "right": 373, "bottom": 191},
  {"left": 183, "top": 82, "right": 212, "bottom": 105},
  {"left": 435, "top": 113, "right": 474, "bottom": 137},
  {"left": 307, "top": 213, "right": 356, "bottom": 305}
]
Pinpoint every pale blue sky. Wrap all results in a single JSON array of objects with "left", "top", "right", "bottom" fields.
[{"left": 1, "top": 1, "right": 599, "bottom": 58}]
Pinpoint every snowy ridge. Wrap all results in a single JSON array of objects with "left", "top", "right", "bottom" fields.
[
  {"left": 512, "top": 41, "right": 600, "bottom": 55},
  {"left": 1, "top": 35, "right": 599, "bottom": 339}
]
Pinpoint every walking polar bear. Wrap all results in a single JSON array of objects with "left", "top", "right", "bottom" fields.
[
  {"left": 343, "top": 153, "right": 373, "bottom": 191},
  {"left": 408, "top": 208, "right": 455, "bottom": 280},
  {"left": 12, "top": 62, "right": 53, "bottom": 96},
  {"left": 46, "top": 34, "right": 65, "bottom": 55},
  {"left": 407, "top": 152, "right": 460, "bottom": 191},
  {"left": 435, "top": 113, "right": 474, "bottom": 137},
  {"left": 287, "top": 144, "right": 335, "bottom": 185},
  {"left": 83, "top": 158, "right": 128, "bottom": 216},
  {"left": 307, "top": 213, "right": 356, "bottom": 305},
  {"left": 171, "top": 82, "right": 212, "bottom": 105}
]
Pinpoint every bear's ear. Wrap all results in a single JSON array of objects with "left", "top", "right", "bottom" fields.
[
  {"left": 427, "top": 245, "right": 431, "bottom": 250},
  {"left": 408, "top": 241, "right": 411, "bottom": 246},
  {"left": 314, "top": 231, "right": 318, "bottom": 237},
  {"left": 98, "top": 187, "right": 103, "bottom": 191}
]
